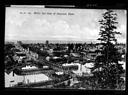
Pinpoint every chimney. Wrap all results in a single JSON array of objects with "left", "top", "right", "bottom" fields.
[{"left": 13, "top": 71, "right": 14, "bottom": 77}]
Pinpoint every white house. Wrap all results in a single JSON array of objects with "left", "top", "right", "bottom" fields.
[
  {"left": 62, "top": 63, "right": 79, "bottom": 67},
  {"left": 84, "top": 62, "right": 94, "bottom": 68},
  {"left": 122, "top": 54, "right": 125, "bottom": 58},
  {"left": 46, "top": 56, "right": 50, "bottom": 61},
  {"left": 23, "top": 73, "right": 50, "bottom": 84},
  {"left": 5, "top": 71, "right": 51, "bottom": 87},
  {"left": 5, "top": 71, "right": 24, "bottom": 87},
  {"left": 55, "top": 71, "right": 64, "bottom": 75},
  {"left": 70, "top": 63, "right": 94, "bottom": 76},
  {"left": 21, "top": 65, "right": 38, "bottom": 70},
  {"left": 118, "top": 61, "right": 126, "bottom": 70}
]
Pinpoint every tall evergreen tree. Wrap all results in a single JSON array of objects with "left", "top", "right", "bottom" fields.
[{"left": 92, "top": 9, "right": 124, "bottom": 89}]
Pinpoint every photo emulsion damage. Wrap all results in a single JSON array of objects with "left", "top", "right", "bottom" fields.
[{"left": 4, "top": 6, "right": 126, "bottom": 90}]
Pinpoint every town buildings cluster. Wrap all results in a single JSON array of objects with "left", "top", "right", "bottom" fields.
[{"left": 4, "top": 40, "right": 126, "bottom": 88}]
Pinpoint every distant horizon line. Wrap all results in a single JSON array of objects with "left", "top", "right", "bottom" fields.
[
  {"left": 5, "top": 39, "right": 98, "bottom": 43},
  {"left": 5, "top": 39, "right": 125, "bottom": 44}
]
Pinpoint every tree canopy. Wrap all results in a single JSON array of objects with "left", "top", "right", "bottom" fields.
[{"left": 92, "top": 9, "right": 124, "bottom": 89}]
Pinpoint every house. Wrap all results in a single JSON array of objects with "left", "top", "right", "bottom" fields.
[
  {"left": 46, "top": 56, "right": 51, "bottom": 61},
  {"left": 23, "top": 73, "right": 50, "bottom": 84},
  {"left": 14, "top": 52, "right": 27, "bottom": 63},
  {"left": 55, "top": 71, "right": 64, "bottom": 75},
  {"left": 21, "top": 65, "right": 38, "bottom": 70},
  {"left": 5, "top": 71, "right": 51, "bottom": 87},
  {"left": 5, "top": 71, "right": 24, "bottom": 87},
  {"left": 118, "top": 61, "right": 126, "bottom": 70},
  {"left": 62, "top": 63, "right": 79, "bottom": 67},
  {"left": 71, "top": 63, "right": 94, "bottom": 76},
  {"left": 84, "top": 62, "right": 94, "bottom": 68}
]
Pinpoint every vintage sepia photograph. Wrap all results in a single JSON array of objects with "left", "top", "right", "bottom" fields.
[{"left": 4, "top": 6, "right": 126, "bottom": 90}]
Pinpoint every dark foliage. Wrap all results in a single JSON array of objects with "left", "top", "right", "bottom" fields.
[{"left": 92, "top": 9, "right": 124, "bottom": 89}]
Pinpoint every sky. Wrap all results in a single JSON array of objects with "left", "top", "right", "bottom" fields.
[{"left": 5, "top": 7, "right": 127, "bottom": 43}]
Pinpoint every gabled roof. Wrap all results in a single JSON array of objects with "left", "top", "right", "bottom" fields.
[{"left": 5, "top": 70, "right": 13, "bottom": 75}]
